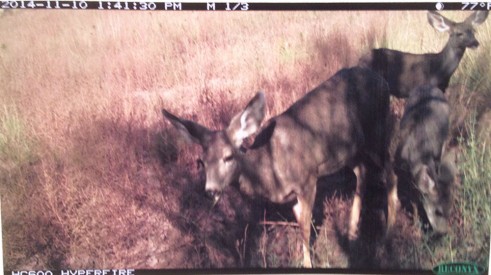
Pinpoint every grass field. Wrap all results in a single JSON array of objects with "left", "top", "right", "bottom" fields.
[{"left": 0, "top": 10, "right": 490, "bottom": 270}]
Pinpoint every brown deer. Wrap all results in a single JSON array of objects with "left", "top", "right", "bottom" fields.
[
  {"left": 396, "top": 85, "right": 455, "bottom": 233},
  {"left": 359, "top": 11, "right": 489, "bottom": 98},
  {"left": 162, "top": 67, "right": 397, "bottom": 268}
]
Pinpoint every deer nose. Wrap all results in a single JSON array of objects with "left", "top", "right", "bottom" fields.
[
  {"left": 206, "top": 190, "right": 218, "bottom": 198},
  {"left": 206, "top": 191, "right": 221, "bottom": 205},
  {"left": 205, "top": 181, "right": 221, "bottom": 197},
  {"left": 469, "top": 40, "right": 479, "bottom": 48},
  {"left": 206, "top": 190, "right": 221, "bottom": 202}
]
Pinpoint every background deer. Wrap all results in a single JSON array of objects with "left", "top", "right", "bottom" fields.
[
  {"left": 395, "top": 85, "right": 455, "bottom": 233},
  {"left": 359, "top": 11, "right": 489, "bottom": 98},
  {"left": 162, "top": 67, "right": 397, "bottom": 268}
]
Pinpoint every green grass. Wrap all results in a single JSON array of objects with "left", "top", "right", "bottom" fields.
[
  {"left": 457, "top": 116, "right": 491, "bottom": 267},
  {"left": 407, "top": 115, "right": 491, "bottom": 269},
  {"left": 0, "top": 104, "right": 36, "bottom": 169}
]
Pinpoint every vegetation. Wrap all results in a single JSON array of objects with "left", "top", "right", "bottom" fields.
[{"left": 0, "top": 10, "right": 489, "bottom": 270}]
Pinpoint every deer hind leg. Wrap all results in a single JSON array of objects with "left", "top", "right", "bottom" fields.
[
  {"left": 386, "top": 160, "right": 399, "bottom": 235},
  {"left": 292, "top": 178, "right": 316, "bottom": 268},
  {"left": 349, "top": 163, "right": 367, "bottom": 241}
]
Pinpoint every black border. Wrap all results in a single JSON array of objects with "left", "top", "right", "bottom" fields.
[{"left": 0, "top": 2, "right": 490, "bottom": 11}]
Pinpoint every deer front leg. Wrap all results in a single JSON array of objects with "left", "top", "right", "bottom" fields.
[
  {"left": 293, "top": 178, "right": 316, "bottom": 268},
  {"left": 386, "top": 161, "right": 399, "bottom": 235},
  {"left": 349, "top": 163, "right": 366, "bottom": 240}
]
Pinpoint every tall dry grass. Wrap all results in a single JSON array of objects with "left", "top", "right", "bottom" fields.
[{"left": 0, "top": 10, "right": 489, "bottom": 270}]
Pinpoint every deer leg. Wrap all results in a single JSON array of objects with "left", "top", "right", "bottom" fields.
[
  {"left": 293, "top": 178, "right": 316, "bottom": 268},
  {"left": 349, "top": 163, "right": 366, "bottom": 241},
  {"left": 386, "top": 161, "right": 399, "bottom": 235}
]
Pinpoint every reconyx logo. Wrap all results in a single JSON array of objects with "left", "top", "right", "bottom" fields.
[{"left": 433, "top": 262, "right": 485, "bottom": 275}]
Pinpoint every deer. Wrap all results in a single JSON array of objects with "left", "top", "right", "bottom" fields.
[
  {"left": 396, "top": 85, "right": 455, "bottom": 233},
  {"left": 162, "top": 67, "right": 398, "bottom": 268},
  {"left": 359, "top": 11, "right": 489, "bottom": 98}
]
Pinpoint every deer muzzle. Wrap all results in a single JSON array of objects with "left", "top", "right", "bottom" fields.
[
  {"left": 206, "top": 190, "right": 221, "bottom": 203},
  {"left": 469, "top": 40, "right": 480, "bottom": 48}
]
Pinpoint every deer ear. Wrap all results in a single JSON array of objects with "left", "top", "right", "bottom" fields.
[
  {"left": 427, "top": 11, "right": 452, "bottom": 32},
  {"left": 227, "top": 92, "right": 266, "bottom": 148},
  {"left": 438, "top": 154, "right": 456, "bottom": 185},
  {"left": 467, "top": 11, "right": 489, "bottom": 26},
  {"left": 417, "top": 166, "right": 436, "bottom": 194},
  {"left": 162, "top": 109, "right": 211, "bottom": 145}
]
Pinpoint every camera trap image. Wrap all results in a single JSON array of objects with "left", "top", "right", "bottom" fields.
[{"left": 0, "top": 9, "right": 490, "bottom": 271}]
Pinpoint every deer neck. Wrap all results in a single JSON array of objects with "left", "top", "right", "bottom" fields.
[
  {"left": 236, "top": 148, "right": 269, "bottom": 197},
  {"left": 236, "top": 147, "right": 293, "bottom": 203},
  {"left": 436, "top": 41, "right": 466, "bottom": 77}
]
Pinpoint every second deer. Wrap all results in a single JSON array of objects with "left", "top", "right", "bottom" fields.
[
  {"left": 360, "top": 11, "right": 489, "bottom": 98},
  {"left": 396, "top": 85, "right": 455, "bottom": 233}
]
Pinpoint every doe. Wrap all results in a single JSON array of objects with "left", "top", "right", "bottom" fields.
[
  {"left": 396, "top": 85, "right": 455, "bottom": 233},
  {"left": 162, "top": 67, "right": 397, "bottom": 267},
  {"left": 360, "top": 11, "right": 489, "bottom": 98}
]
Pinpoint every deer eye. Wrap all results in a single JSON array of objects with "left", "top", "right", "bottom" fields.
[
  {"left": 435, "top": 208, "right": 444, "bottom": 217},
  {"left": 455, "top": 32, "right": 464, "bottom": 37},
  {"left": 223, "top": 155, "right": 234, "bottom": 163}
]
